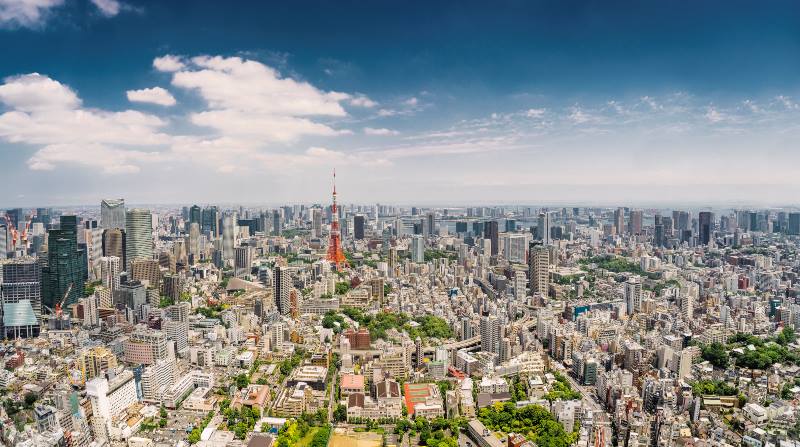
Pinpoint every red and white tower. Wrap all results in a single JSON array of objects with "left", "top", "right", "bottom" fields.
[{"left": 326, "top": 170, "right": 348, "bottom": 269}]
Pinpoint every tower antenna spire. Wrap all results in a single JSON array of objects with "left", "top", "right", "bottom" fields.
[{"left": 326, "top": 168, "right": 348, "bottom": 269}]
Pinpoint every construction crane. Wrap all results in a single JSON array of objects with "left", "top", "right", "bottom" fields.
[
  {"left": 1, "top": 213, "right": 33, "bottom": 252},
  {"left": 43, "top": 282, "right": 73, "bottom": 318}
]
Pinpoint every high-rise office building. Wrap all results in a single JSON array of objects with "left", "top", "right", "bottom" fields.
[
  {"left": 484, "top": 220, "right": 499, "bottom": 256},
  {"left": 311, "top": 208, "right": 322, "bottom": 238},
  {"left": 426, "top": 212, "right": 435, "bottom": 237},
  {"left": 222, "top": 215, "right": 235, "bottom": 261},
  {"left": 201, "top": 206, "right": 219, "bottom": 237},
  {"left": 537, "top": 212, "right": 551, "bottom": 244},
  {"left": 100, "top": 199, "right": 126, "bottom": 229},
  {"left": 125, "top": 209, "right": 153, "bottom": 270},
  {"left": 614, "top": 207, "right": 625, "bottom": 235},
  {"left": 528, "top": 243, "right": 549, "bottom": 296},
  {"left": 102, "top": 228, "right": 126, "bottom": 267},
  {"left": 189, "top": 205, "right": 202, "bottom": 228},
  {"left": 84, "top": 219, "right": 103, "bottom": 281},
  {"left": 654, "top": 214, "right": 664, "bottom": 247},
  {"left": 0, "top": 258, "right": 42, "bottom": 339},
  {"left": 698, "top": 211, "right": 713, "bottom": 245},
  {"left": 272, "top": 210, "right": 281, "bottom": 236},
  {"left": 188, "top": 223, "right": 200, "bottom": 259},
  {"left": 353, "top": 215, "right": 365, "bottom": 240},
  {"left": 629, "top": 210, "right": 643, "bottom": 236},
  {"left": 43, "top": 215, "right": 86, "bottom": 309},
  {"left": 789, "top": 212, "right": 800, "bottom": 236},
  {"left": 273, "top": 265, "right": 290, "bottom": 315},
  {"left": 411, "top": 235, "right": 425, "bottom": 263}
]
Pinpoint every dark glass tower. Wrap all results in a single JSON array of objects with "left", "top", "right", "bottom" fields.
[{"left": 42, "top": 215, "right": 87, "bottom": 309}]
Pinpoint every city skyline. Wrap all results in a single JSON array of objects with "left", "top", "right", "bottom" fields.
[{"left": 2, "top": 1, "right": 800, "bottom": 205}]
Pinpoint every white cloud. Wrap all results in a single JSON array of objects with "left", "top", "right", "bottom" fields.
[
  {"left": 403, "top": 97, "right": 418, "bottom": 106},
  {"left": 168, "top": 55, "right": 352, "bottom": 144},
  {"left": 0, "top": 73, "right": 80, "bottom": 111},
  {"left": 377, "top": 109, "right": 397, "bottom": 117},
  {"left": 568, "top": 106, "right": 594, "bottom": 124},
  {"left": 0, "top": 0, "right": 62, "bottom": 28},
  {"left": 0, "top": 73, "right": 169, "bottom": 173},
  {"left": 126, "top": 87, "right": 176, "bottom": 106},
  {"left": 349, "top": 94, "right": 377, "bottom": 108},
  {"left": 364, "top": 127, "right": 399, "bottom": 136},
  {"left": 775, "top": 95, "right": 798, "bottom": 110},
  {"left": 525, "top": 108, "right": 545, "bottom": 118},
  {"left": 153, "top": 55, "right": 185, "bottom": 72},
  {"left": 89, "top": 0, "right": 120, "bottom": 17},
  {"left": 705, "top": 106, "right": 724, "bottom": 123}
]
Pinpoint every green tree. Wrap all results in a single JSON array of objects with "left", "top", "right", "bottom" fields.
[{"left": 701, "top": 342, "right": 730, "bottom": 369}]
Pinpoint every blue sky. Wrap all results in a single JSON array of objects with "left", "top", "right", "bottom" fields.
[{"left": 1, "top": 0, "right": 800, "bottom": 206}]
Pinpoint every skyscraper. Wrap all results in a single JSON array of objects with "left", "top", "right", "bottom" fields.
[
  {"left": 654, "top": 214, "right": 664, "bottom": 247},
  {"left": 411, "top": 235, "right": 425, "bottom": 263},
  {"left": 484, "top": 220, "right": 499, "bottom": 256},
  {"left": 43, "top": 215, "right": 87, "bottom": 308},
  {"left": 614, "top": 207, "right": 625, "bottom": 235},
  {"left": 102, "top": 228, "right": 125, "bottom": 267},
  {"left": 100, "top": 256, "right": 121, "bottom": 292},
  {"left": 125, "top": 209, "right": 153, "bottom": 270},
  {"left": 273, "top": 265, "right": 290, "bottom": 315},
  {"left": 528, "top": 242, "right": 549, "bottom": 296},
  {"left": 698, "top": 211, "right": 713, "bottom": 246},
  {"left": 201, "top": 206, "right": 219, "bottom": 237},
  {"left": 100, "top": 199, "right": 126, "bottom": 229},
  {"left": 189, "top": 205, "right": 202, "bottom": 227},
  {"left": 311, "top": 208, "right": 322, "bottom": 238},
  {"left": 222, "top": 215, "right": 235, "bottom": 260},
  {"left": 789, "top": 212, "right": 800, "bottom": 236},
  {"left": 426, "top": 212, "right": 435, "bottom": 237},
  {"left": 629, "top": 210, "right": 643, "bottom": 236},
  {"left": 353, "top": 215, "right": 365, "bottom": 240},
  {"left": 537, "top": 212, "right": 551, "bottom": 244}
]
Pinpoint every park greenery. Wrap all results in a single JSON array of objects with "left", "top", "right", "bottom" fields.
[
  {"left": 478, "top": 402, "right": 578, "bottom": 447},
  {"left": 335, "top": 281, "right": 351, "bottom": 295},
  {"left": 543, "top": 372, "right": 581, "bottom": 402},
  {"left": 690, "top": 380, "right": 737, "bottom": 396},
  {"left": 695, "top": 327, "right": 800, "bottom": 370},
  {"left": 579, "top": 255, "right": 659, "bottom": 279},
  {"left": 424, "top": 249, "right": 457, "bottom": 262},
  {"left": 220, "top": 400, "right": 260, "bottom": 439},
  {"left": 339, "top": 306, "right": 453, "bottom": 341},
  {"left": 274, "top": 416, "right": 331, "bottom": 447},
  {"left": 393, "top": 416, "right": 463, "bottom": 447},
  {"left": 510, "top": 375, "right": 528, "bottom": 402},
  {"left": 196, "top": 303, "right": 226, "bottom": 319},
  {"left": 701, "top": 343, "right": 730, "bottom": 369}
]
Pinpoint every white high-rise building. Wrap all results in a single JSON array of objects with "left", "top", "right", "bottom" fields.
[
  {"left": 311, "top": 208, "right": 322, "bottom": 238},
  {"left": 681, "top": 294, "right": 694, "bottom": 320},
  {"left": 100, "top": 256, "right": 121, "bottom": 292},
  {"left": 86, "top": 370, "right": 138, "bottom": 440},
  {"left": 624, "top": 277, "right": 642, "bottom": 316},
  {"left": 505, "top": 233, "right": 528, "bottom": 264},
  {"left": 141, "top": 359, "right": 176, "bottom": 402}
]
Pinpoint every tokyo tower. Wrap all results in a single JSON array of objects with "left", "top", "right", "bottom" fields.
[{"left": 326, "top": 170, "right": 349, "bottom": 269}]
